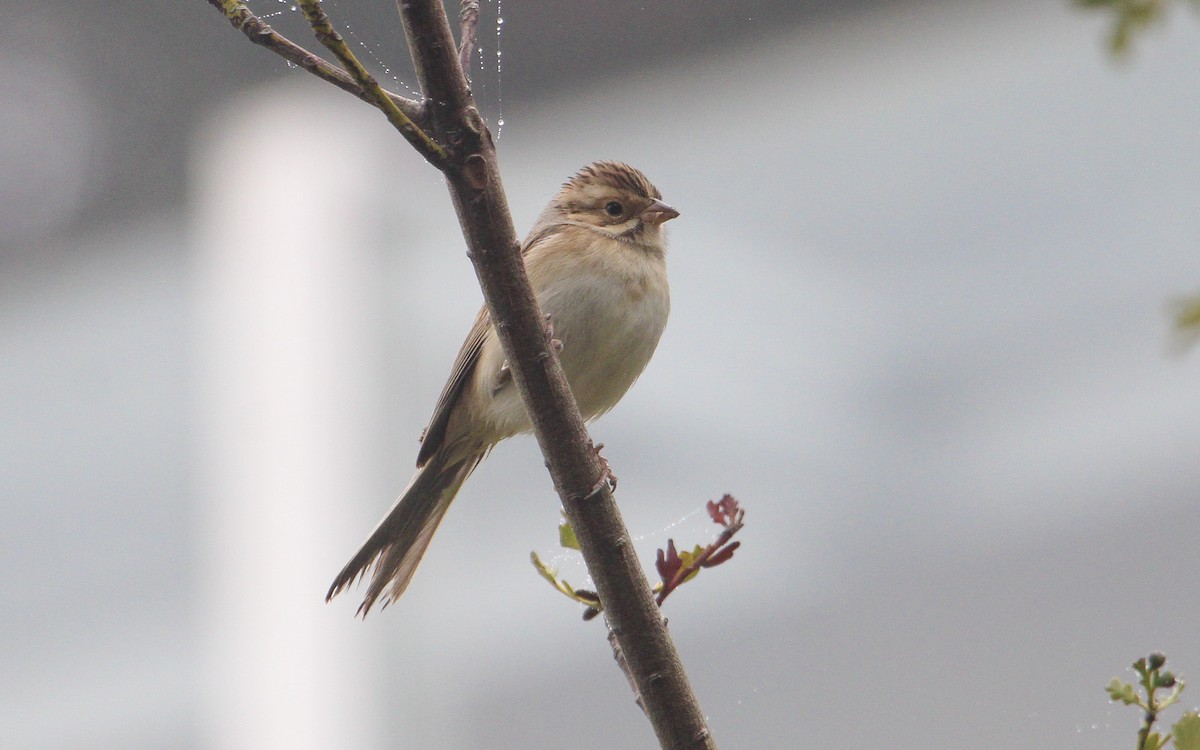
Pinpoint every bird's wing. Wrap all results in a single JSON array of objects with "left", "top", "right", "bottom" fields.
[
  {"left": 416, "top": 226, "right": 565, "bottom": 468},
  {"left": 416, "top": 305, "right": 492, "bottom": 468}
]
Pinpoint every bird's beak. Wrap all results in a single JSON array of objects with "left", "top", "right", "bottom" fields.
[{"left": 640, "top": 200, "right": 680, "bottom": 225}]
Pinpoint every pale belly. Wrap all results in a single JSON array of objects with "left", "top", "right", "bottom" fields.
[{"left": 480, "top": 262, "right": 670, "bottom": 439}]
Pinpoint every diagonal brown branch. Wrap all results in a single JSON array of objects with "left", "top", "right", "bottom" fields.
[
  {"left": 296, "top": 0, "right": 446, "bottom": 165},
  {"left": 205, "top": 0, "right": 429, "bottom": 144}
]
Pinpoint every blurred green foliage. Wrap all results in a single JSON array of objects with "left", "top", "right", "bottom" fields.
[
  {"left": 1075, "top": 1, "right": 1200, "bottom": 353},
  {"left": 1171, "top": 295, "right": 1200, "bottom": 351},
  {"left": 1075, "top": 0, "right": 1200, "bottom": 53}
]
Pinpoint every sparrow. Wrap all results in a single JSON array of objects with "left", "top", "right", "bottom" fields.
[{"left": 326, "top": 161, "right": 678, "bottom": 615}]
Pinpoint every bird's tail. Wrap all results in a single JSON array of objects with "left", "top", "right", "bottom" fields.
[{"left": 326, "top": 451, "right": 480, "bottom": 616}]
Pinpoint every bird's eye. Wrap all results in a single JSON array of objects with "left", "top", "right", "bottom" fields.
[{"left": 604, "top": 201, "right": 624, "bottom": 217}]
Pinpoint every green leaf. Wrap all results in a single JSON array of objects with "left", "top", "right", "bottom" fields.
[
  {"left": 676, "top": 544, "right": 706, "bottom": 583},
  {"left": 530, "top": 551, "right": 562, "bottom": 587},
  {"left": 1173, "top": 712, "right": 1200, "bottom": 750},
  {"left": 1170, "top": 294, "right": 1200, "bottom": 350},
  {"left": 1107, "top": 678, "right": 1141, "bottom": 705},
  {"left": 530, "top": 551, "right": 603, "bottom": 612},
  {"left": 558, "top": 521, "right": 581, "bottom": 551}
]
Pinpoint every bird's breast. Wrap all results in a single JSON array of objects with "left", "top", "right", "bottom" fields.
[
  {"left": 473, "top": 236, "right": 670, "bottom": 441},
  {"left": 536, "top": 250, "right": 670, "bottom": 421}
]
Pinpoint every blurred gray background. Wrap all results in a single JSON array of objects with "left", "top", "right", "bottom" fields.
[{"left": 4, "top": 0, "right": 1200, "bottom": 748}]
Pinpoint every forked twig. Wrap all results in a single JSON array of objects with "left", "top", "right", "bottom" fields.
[
  {"left": 655, "top": 496, "right": 745, "bottom": 607},
  {"left": 458, "top": 1, "right": 481, "bottom": 79},
  {"left": 297, "top": 0, "right": 447, "bottom": 165},
  {"left": 205, "top": 0, "right": 419, "bottom": 115}
]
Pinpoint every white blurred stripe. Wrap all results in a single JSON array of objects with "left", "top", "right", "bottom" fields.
[{"left": 191, "top": 83, "right": 387, "bottom": 750}]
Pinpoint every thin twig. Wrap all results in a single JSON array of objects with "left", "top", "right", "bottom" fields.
[
  {"left": 204, "top": 0, "right": 423, "bottom": 122},
  {"left": 458, "top": 1, "right": 480, "bottom": 80},
  {"left": 656, "top": 518, "right": 743, "bottom": 607},
  {"left": 297, "top": 0, "right": 447, "bottom": 165}
]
